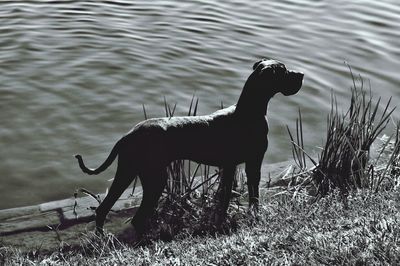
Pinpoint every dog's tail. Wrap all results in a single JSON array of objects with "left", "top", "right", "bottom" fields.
[{"left": 74, "top": 140, "right": 121, "bottom": 175}]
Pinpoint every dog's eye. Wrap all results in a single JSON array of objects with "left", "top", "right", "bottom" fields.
[
  {"left": 275, "top": 67, "right": 286, "bottom": 75},
  {"left": 253, "top": 58, "right": 269, "bottom": 70},
  {"left": 272, "top": 63, "right": 286, "bottom": 74},
  {"left": 252, "top": 60, "right": 263, "bottom": 70}
]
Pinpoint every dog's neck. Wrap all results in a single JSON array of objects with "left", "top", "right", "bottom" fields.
[{"left": 235, "top": 76, "right": 275, "bottom": 117}]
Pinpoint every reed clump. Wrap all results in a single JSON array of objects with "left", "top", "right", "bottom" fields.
[{"left": 288, "top": 67, "right": 398, "bottom": 198}]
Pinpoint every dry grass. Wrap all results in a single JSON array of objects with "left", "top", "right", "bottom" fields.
[{"left": 3, "top": 190, "right": 400, "bottom": 265}]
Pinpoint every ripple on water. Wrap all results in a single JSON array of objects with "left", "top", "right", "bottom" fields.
[{"left": 0, "top": 0, "right": 399, "bottom": 208}]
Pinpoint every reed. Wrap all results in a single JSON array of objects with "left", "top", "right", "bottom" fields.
[
  {"left": 373, "top": 122, "right": 400, "bottom": 191},
  {"left": 390, "top": 123, "right": 400, "bottom": 185},
  {"left": 288, "top": 68, "right": 396, "bottom": 197}
]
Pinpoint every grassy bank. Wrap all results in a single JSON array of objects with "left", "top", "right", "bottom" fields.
[{"left": 2, "top": 189, "right": 400, "bottom": 265}]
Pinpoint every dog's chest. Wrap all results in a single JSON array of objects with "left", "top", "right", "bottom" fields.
[{"left": 166, "top": 116, "right": 268, "bottom": 165}]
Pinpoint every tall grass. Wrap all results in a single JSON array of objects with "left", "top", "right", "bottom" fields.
[
  {"left": 288, "top": 68, "right": 397, "bottom": 197},
  {"left": 315, "top": 70, "right": 395, "bottom": 195},
  {"left": 390, "top": 123, "right": 400, "bottom": 178},
  {"left": 373, "top": 121, "right": 400, "bottom": 191}
]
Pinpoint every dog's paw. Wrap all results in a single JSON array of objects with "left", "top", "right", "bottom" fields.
[
  {"left": 95, "top": 226, "right": 105, "bottom": 237},
  {"left": 210, "top": 210, "right": 226, "bottom": 228}
]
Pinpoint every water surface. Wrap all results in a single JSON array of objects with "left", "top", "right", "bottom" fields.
[{"left": 1, "top": 0, "right": 399, "bottom": 208}]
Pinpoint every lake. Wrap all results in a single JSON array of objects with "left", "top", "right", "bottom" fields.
[{"left": 1, "top": 0, "right": 399, "bottom": 209}]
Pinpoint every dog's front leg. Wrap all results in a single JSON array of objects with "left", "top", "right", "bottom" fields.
[{"left": 246, "top": 159, "right": 263, "bottom": 210}]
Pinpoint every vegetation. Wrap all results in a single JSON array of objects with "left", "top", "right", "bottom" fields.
[
  {"left": 287, "top": 68, "right": 399, "bottom": 197},
  {"left": 2, "top": 190, "right": 400, "bottom": 265}
]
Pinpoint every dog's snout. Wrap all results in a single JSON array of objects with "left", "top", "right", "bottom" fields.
[
  {"left": 280, "top": 70, "right": 304, "bottom": 96},
  {"left": 294, "top": 71, "right": 304, "bottom": 80},
  {"left": 287, "top": 70, "right": 304, "bottom": 80}
]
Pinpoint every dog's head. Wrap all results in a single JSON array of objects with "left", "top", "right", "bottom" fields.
[{"left": 252, "top": 59, "right": 303, "bottom": 96}]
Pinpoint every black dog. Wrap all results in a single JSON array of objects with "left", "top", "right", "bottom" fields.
[{"left": 75, "top": 59, "right": 303, "bottom": 236}]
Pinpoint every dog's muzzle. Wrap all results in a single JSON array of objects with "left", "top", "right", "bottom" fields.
[{"left": 281, "top": 70, "right": 304, "bottom": 96}]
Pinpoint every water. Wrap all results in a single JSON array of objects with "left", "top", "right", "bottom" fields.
[{"left": 1, "top": 0, "right": 399, "bottom": 209}]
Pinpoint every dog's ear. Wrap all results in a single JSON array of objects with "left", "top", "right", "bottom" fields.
[{"left": 253, "top": 58, "right": 267, "bottom": 70}]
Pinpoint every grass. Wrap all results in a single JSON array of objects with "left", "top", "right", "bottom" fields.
[{"left": 2, "top": 190, "right": 400, "bottom": 265}]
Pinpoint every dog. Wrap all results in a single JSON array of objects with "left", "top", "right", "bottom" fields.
[{"left": 75, "top": 59, "right": 303, "bottom": 236}]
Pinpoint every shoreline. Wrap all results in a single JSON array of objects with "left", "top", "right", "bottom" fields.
[{"left": 0, "top": 160, "right": 294, "bottom": 252}]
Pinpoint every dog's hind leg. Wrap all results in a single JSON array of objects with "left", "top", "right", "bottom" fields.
[
  {"left": 95, "top": 159, "right": 135, "bottom": 234},
  {"left": 217, "top": 166, "right": 236, "bottom": 212},
  {"left": 213, "top": 165, "right": 236, "bottom": 226},
  {"left": 130, "top": 168, "right": 168, "bottom": 236}
]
